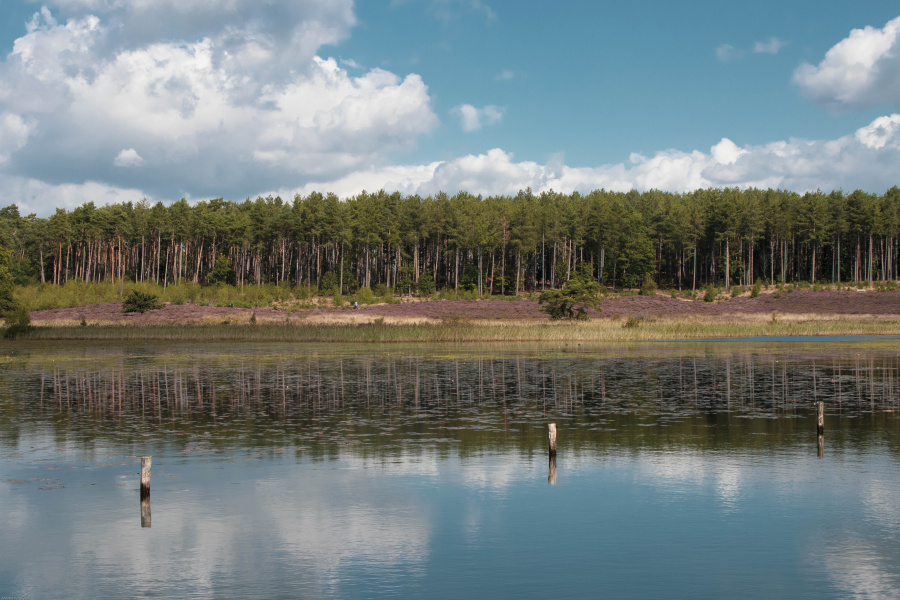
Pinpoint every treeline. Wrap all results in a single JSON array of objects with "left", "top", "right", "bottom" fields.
[{"left": 1, "top": 186, "right": 899, "bottom": 294}]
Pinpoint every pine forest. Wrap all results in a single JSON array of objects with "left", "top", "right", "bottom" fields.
[{"left": 3, "top": 186, "right": 900, "bottom": 295}]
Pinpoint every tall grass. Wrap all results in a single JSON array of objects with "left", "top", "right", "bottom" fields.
[
  {"left": 15, "top": 281, "right": 302, "bottom": 311},
  {"left": 7, "top": 315, "right": 900, "bottom": 344}
]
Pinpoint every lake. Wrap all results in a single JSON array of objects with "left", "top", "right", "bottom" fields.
[{"left": 1, "top": 340, "right": 899, "bottom": 599}]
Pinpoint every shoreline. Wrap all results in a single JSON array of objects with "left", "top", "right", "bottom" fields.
[
  {"left": 6, "top": 314, "right": 900, "bottom": 343},
  {"left": 8, "top": 289, "right": 900, "bottom": 343}
]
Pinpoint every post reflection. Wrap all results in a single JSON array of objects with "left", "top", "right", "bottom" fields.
[{"left": 141, "top": 495, "right": 151, "bottom": 528}]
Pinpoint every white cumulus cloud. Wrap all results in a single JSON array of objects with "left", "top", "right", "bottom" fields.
[
  {"left": 0, "top": 113, "right": 34, "bottom": 164},
  {"left": 288, "top": 113, "right": 900, "bottom": 200},
  {"left": 793, "top": 15, "right": 900, "bottom": 107},
  {"left": 0, "top": 1, "right": 438, "bottom": 204},
  {"left": 452, "top": 104, "right": 504, "bottom": 132},
  {"left": 113, "top": 148, "right": 143, "bottom": 167}
]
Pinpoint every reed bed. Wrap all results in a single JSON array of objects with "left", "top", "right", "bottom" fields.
[{"left": 7, "top": 314, "right": 900, "bottom": 343}]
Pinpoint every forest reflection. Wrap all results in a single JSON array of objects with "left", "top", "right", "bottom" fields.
[{"left": 2, "top": 345, "right": 899, "bottom": 456}]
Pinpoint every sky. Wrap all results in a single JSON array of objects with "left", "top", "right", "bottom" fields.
[{"left": 1, "top": 0, "right": 900, "bottom": 215}]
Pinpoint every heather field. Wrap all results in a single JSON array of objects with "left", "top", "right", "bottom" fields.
[{"left": 10, "top": 288, "right": 900, "bottom": 343}]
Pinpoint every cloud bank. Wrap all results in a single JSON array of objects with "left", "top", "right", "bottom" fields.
[
  {"left": 282, "top": 113, "right": 900, "bottom": 199},
  {"left": 0, "top": 1, "right": 438, "bottom": 211},
  {"left": 1, "top": 5, "right": 900, "bottom": 215}
]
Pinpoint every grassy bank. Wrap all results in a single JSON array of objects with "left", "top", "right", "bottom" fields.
[{"left": 5, "top": 314, "right": 900, "bottom": 344}]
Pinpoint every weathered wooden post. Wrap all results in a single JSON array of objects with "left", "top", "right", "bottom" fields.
[
  {"left": 141, "top": 495, "right": 151, "bottom": 528},
  {"left": 141, "top": 456, "right": 151, "bottom": 498},
  {"left": 816, "top": 401, "right": 825, "bottom": 458},
  {"left": 548, "top": 423, "right": 557, "bottom": 456},
  {"left": 548, "top": 455, "right": 557, "bottom": 485}
]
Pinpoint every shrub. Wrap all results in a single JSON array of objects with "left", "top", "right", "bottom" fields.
[
  {"left": 249, "top": 311, "right": 257, "bottom": 325},
  {"left": 319, "top": 272, "right": 339, "bottom": 296},
  {"left": 751, "top": 278, "right": 762, "bottom": 298},
  {"left": 3, "top": 304, "right": 34, "bottom": 339},
  {"left": 356, "top": 287, "right": 375, "bottom": 304},
  {"left": 622, "top": 316, "right": 641, "bottom": 328},
  {"left": 639, "top": 273, "right": 658, "bottom": 296},
  {"left": 373, "top": 283, "right": 390, "bottom": 298},
  {"left": 538, "top": 270, "right": 602, "bottom": 320},
  {"left": 123, "top": 290, "right": 163, "bottom": 313},
  {"left": 332, "top": 294, "right": 345, "bottom": 307},
  {"left": 207, "top": 255, "right": 236, "bottom": 286},
  {"left": 703, "top": 285, "right": 717, "bottom": 303},
  {"left": 416, "top": 273, "right": 434, "bottom": 296}
]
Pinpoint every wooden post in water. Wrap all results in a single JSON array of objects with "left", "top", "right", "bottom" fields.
[
  {"left": 141, "top": 456, "right": 151, "bottom": 498},
  {"left": 816, "top": 401, "right": 825, "bottom": 458},
  {"left": 141, "top": 495, "right": 151, "bottom": 528},
  {"left": 548, "top": 423, "right": 557, "bottom": 456}
]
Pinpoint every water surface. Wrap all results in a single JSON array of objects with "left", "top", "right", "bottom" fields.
[{"left": 1, "top": 341, "right": 899, "bottom": 599}]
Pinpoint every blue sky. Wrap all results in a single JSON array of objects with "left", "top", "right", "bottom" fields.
[{"left": 0, "top": 0, "right": 899, "bottom": 215}]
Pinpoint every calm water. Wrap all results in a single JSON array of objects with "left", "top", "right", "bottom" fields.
[{"left": 1, "top": 341, "right": 900, "bottom": 599}]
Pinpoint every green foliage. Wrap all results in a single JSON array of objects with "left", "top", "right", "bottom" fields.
[
  {"left": 249, "top": 311, "right": 256, "bottom": 325},
  {"left": 416, "top": 274, "right": 435, "bottom": 296},
  {"left": 395, "top": 266, "right": 416, "bottom": 296},
  {"left": 123, "top": 290, "right": 163, "bottom": 313},
  {"left": 703, "top": 285, "right": 718, "bottom": 303},
  {"left": 319, "top": 272, "right": 339, "bottom": 296},
  {"left": 639, "top": 273, "right": 657, "bottom": 296},
  {"left": 207, "top": 255, "right": 236, "bottom": 286},
  {"left": 616, "top": 212, "right": 654, "bottom": 288},
  {"left": 538, "top": 264, "right": 602, "bottom": 320},
  {"left": 622, "top": 316, "right": 641, "bottom": 328},
  {"left": 373, "top": 283, "right": 392, "bottom": 299},
  {"left": 751, "top": 278, "right": 762, "bottom": 298},
  {"left": 332, "top": 294, "right": 345, "bottom": 307},
  {"left": 0, "top": 249, "right": 16, "bottom": 317},
  {"left": 4, "top": 184, "right": 900, "bottom": 301},
  {"left": 355, "top": 287, "right": 375, "bottom": 304},
  {"left": 3, "top": 304, "right": 34, "bottom": 339}
]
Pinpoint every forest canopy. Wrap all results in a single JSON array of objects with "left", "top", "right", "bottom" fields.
[{"left": 1, "top": 186, "right": 898, "bottom": 296}]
